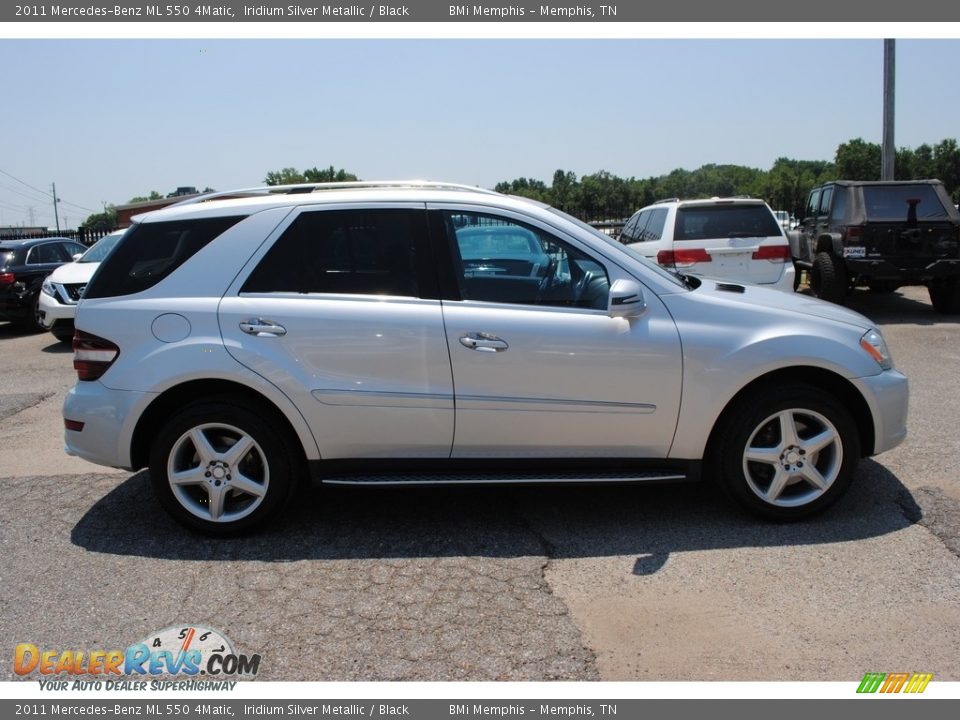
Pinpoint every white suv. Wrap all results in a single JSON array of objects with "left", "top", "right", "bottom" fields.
[
  {"left": 39, "top": 230, "right": 126, "bottom": 342},
  {"left": 63, "top": 182, "right": 908, "bottom": 534},
  {"left": 620, "top": 197, "right": 795, "bottom": 291}
]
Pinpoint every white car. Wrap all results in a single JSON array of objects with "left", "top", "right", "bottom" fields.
[
  {"left": 621, "top": 198, "right": 796, "bottom": 292},
  {"left": 63, "top": 182, "right": 907, "bottom": 534},
  {"left": 39, "top": 230, "right": 125, "bottom": 342}
]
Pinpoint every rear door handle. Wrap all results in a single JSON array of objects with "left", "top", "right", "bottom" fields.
[
  {"left": 240, "top": 318, "right": 287, "bottom": 337},
  {"left": 459, "top": 332, "right": 508, "bottom": 352}
]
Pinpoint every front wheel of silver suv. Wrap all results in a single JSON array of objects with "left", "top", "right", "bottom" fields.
[
  {"left": 149, "top": 400, "right": 298, "bottom": 535},
  {"left": 713, "top": 385, "right": 861, "bottom": 520}
]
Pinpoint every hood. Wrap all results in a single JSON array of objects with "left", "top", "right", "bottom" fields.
[
  {"left": 692, "top": 279, "right": 874, "bottom": 330},
  {"left": 47, "top": 260, "right": 100, "bottom": 285}
]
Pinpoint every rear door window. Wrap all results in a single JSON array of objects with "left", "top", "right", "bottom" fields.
[
  {"left": 27, "top": 243, "right": 70, "bottom": 264},
  {"left": 241, "top": 208, "right": 428, "bottom": 298},
  {"left": 85, "top": 216, "right": 245, "bottom": 298}
]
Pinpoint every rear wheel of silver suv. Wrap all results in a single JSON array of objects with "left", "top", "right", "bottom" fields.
[
  {"left": 149, "top": 400, "right": 297, "bottom": 535},
  {"left": 714, "top": 385, "right": 860, "bottom": 520}
]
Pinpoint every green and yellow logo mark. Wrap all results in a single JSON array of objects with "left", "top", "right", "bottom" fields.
[{"left": 857, "top": 672, "right": 933, "bottom": 694}]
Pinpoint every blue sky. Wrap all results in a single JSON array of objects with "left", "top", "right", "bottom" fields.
[{"left": 1, "top": 39, "right": 958, "bottom": 228}]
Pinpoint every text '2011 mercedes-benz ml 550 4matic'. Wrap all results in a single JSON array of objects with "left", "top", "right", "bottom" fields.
[{"left": 63, "top": 182, "right": 909, "bottom": 534}]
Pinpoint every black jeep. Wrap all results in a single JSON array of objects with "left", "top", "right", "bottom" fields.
[{"left": 789, "top": 180, "right": 960, "bottom": 312}]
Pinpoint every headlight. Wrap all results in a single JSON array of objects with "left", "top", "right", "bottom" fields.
[
  {"left": 860, "top": 329, "right": 893, "bottom": 370},
  {"left": 41, "top": 279, "right": 56, "bottom": 297}
]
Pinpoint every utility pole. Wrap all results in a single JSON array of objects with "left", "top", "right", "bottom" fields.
[
  {"left": 881, "top": 39, "right": 896, "bottom": 181},
  {"left": 52, "top": 182, "right": 61, "bottom": 232}
]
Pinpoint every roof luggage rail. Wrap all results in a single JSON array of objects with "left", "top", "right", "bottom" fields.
[{"left": 171, "top": 181, "right": 500, "bottom": 207}]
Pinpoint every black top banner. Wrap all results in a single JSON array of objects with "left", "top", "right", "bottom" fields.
[{"left": 4, "top": 0, "right": 960, "bottom": 22}]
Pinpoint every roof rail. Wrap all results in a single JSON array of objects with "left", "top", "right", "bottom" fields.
[
  {"left": 171, "top": 181, "right": 501, "bottom": 207},
  {"left": 653, "top": 197, "right": 680, "bottom": 205}
]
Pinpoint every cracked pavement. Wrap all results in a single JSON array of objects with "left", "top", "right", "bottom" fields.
[{"left": 2, "top": 286, "right": 959, "bottom": 682}]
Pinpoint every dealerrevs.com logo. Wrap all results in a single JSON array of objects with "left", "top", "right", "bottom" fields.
[
  {"left": 14, "top": 625, "right": 260, "bottom": 690},
  {"left": 857, "top": 672, "right": 933, "bottom": 694}
]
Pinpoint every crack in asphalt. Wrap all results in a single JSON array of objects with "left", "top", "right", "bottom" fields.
[
  {"left": 0, "top": 392, "right": 55, "bottom": 422},
  {"left": 901, "top": 485, "right": 960, "bottom": 560}
]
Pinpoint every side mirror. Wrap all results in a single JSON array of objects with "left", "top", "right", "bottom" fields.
[
  {"left": 608, "top": 278, "right": 646, "bottom": 318},
  {"left": 72, "top": 253, "right": 83, "bottom": 261}
]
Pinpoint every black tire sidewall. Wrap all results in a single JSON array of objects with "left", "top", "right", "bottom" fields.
[
  {"left": 148, "top": 401, "right": 295, "bottom": 535},
  {"left": 716, "top": 385, "right": 861, "bottom": 520},
  {"left": 811, "top": 252, "right": 845, "bottom": 304}
]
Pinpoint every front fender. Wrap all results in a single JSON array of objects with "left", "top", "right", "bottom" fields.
[{"left": 668, "top": 326, "right": 878, "bottom": 460}]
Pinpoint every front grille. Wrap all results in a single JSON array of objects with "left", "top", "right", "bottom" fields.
[{"left": 62, "top": 283, "right": 85, "bottom": 302}]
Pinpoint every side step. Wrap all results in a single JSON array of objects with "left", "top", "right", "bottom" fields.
[{"left": 320, "top": 470, "right": 688, "bottom": 486}]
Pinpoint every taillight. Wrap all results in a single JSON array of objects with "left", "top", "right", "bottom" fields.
[
  {"left": 0, "top": 271, "right": 15, "bottom": 286},
  {"left": 73, "top": 330, "right": 119, "bottom": 381},
  {"left": 658, "top": 248, "right": 711, "bottom": 267},
  {"left": 751, "top": 245, "right": 791, "bottom": 263},
  {"left": 846, "top": 226, "right": 862, "bottom": 239}
]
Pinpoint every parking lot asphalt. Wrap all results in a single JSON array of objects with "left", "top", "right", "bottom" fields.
[{"left": 1, "top": 285, "right": 958, "bottom": 682}]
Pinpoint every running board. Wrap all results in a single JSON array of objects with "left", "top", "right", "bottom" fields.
[{"left": 321, "top": 470, "right": 688, "bottom": 486}]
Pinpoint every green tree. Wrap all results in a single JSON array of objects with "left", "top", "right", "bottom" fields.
[
  {"left": 127, "top": 190, "right": 163, "bottom": 203},
  {"left": 493, "top": 177, "right": 548, "bottom": 201},
  {"left": 264, "top": 166, "right": 359, "bottom": 185},
  {"left": 932, "top": 139, "right": 960, "bottom": 198},
  {"left": 835, "top": 138, "right": 881, "bottom": 180},
  {"left": 82, "top": 206, "right": 117, "bottom": 232}
]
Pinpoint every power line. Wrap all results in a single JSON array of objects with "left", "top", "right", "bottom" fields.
[
  {"left": 0, "top": 168, "right": 99, "bottom": 216},
  {"left": 0, "top": 182, "right": 52, "bottom": 204},
  {"left": 0, "top": 167, "right": 53, "bottom": 199},
  {"left": 59, "top": 198, "right": 99, "bottom": 213}
]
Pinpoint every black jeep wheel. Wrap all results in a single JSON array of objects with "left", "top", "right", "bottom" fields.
[
  {"left": 809, "top": 252, "right": 846, "bottom": 304},
  {"left": 929, "top": 277, "right": 960, "bottom": 314}
]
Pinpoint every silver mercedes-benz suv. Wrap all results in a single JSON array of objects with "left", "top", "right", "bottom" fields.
[{"left": 63, "top": 182, "right": 909, "bottom": 534}]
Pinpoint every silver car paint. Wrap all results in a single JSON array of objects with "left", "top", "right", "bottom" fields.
[{"left": 64, "top": 188, "right": 907, "bottom": 473}]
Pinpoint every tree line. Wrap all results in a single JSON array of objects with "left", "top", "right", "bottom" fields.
[
  {"left": 81, "top": 139, "right": 960, "bottom": 231},
  {"left": 495, "top": 137, "right": 960, "bottom": 221}
]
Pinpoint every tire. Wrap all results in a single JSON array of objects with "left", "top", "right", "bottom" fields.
[
  {"left": 149, "top": 399, "right": 299, "bottom": 535},
  {"left": 14, "top": 293, "right": 45, "bottom": 334},
  {"left": 868, "top": 279, "right": 900, "bottom": 294},
  {"left": 928, "top": 277, "right": 960, "bottom": 314},
  {"left": 809, "top": 252, "right": 846, "bottom": 304},
  {"left": 712, "top": 384, "right": 861, "bottom": 520},
  {"left": 51, "top": 327, "right": 75, "bottom": 343}
]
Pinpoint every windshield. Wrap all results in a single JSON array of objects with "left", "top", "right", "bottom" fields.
[
  {"left": 545, "top": 207, "right": 688, "bottom": 290},
  {"left": 78, "top": 232, "right": 124, "bottom": 263}
]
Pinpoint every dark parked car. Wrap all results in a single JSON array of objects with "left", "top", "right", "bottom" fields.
[
  {"left": 0, "top": 237, "right": 87, "bottom": 331},
  {"left": 789, "top": 180, "right": 960, "bottom": 311}
]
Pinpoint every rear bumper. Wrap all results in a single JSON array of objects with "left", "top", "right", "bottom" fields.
[
  {"left": 845, "top": 257, "right": 960, "bottom": 281},
  {"left": 63, "top": 381, "right": 156, "bottom": 470}
]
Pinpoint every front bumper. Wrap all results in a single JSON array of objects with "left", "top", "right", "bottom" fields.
[
  {"left": 38, "top": 291, "right": 77, "bottom": 329},
  {"left": 851, "top": 369, "right": 909, "bottom": 456},
  {"left": 63, "top": 381, "right": 156, "bottom": 470}
]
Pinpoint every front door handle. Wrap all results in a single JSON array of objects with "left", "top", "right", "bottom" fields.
[
  {"left": 240, "top": 318, "right": 287, "bottom": 337},
  {"left": 459, "top": 332, "right": 508, "bottom": 352}
]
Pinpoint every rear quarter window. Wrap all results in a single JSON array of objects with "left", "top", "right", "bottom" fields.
[{"left": 84, "top": 216, "right": 245, "bottom": 299}]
